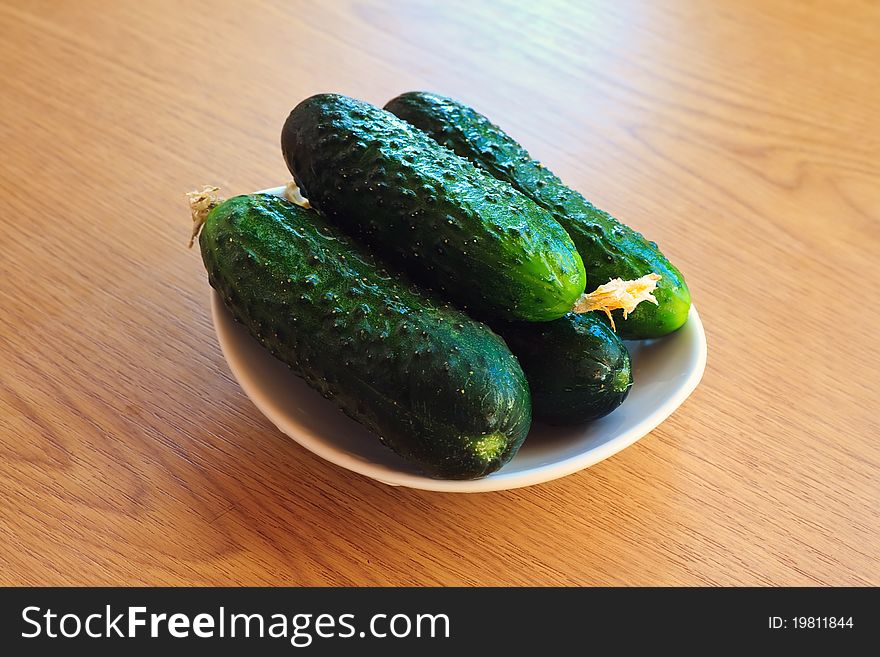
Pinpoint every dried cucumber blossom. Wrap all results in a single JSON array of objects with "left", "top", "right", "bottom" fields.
[
  {"left": 186, "top": 186, "right": 223, "bottom": 248},
  {"left": 186, "top": 182, "right": 310, "bottom": 249},
  {"left": 573, "top": 273, "right": 662, "bottom": 331}
]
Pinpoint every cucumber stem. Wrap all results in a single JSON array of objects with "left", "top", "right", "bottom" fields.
[
  {"left": 572, "top": 273, "right": 661, "bottom": 331},
  {"left": 284, "top": 181, "right": 311, "bottom": 208},
  {"left": 186, "top": 185, "right": 223, "bottom": 248}
]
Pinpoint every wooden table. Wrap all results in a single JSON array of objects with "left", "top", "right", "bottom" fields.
[{"left": 1, "top": 0, "right": 877, "bottom": 586}]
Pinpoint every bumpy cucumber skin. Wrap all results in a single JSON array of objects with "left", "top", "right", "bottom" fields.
[
  {"left": 385, "top": 91, "right": 691, "bottom": 338},
  {"left": 496, "top": 314, "right": 631, "bottom": 425},
  {"left": 281, "top": 94, "right": 586, "bottom": 322},
  {"left": 199, "top": 194, "right": 532, "bottom": 479}
]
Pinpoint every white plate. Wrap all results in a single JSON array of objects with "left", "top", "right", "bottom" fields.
[{"left": 209, "top": 187, "right": 708, "bottom": 492}]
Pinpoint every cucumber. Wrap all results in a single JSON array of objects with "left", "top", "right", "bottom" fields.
[
  {"left": 495, "top": 314, "right": 631, "bottom": 425},
  {"left": 281, "top": 93, "right": 586, "bottom": 322},
  {"left": 385, "top": 91, "right": 691, "bottom": 338},
  {"left": 197, "top": 193, "right": 532, "bottom": 479}
]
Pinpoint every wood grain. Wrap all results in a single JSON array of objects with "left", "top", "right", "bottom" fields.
[{"left": 0, "top": 0, "right": 877, "bottom": 585}]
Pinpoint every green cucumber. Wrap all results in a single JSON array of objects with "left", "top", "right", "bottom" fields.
[
  {"left": 196, "top": 193, "right": 532, "bottom": 479},
  {"left": 385, "top": 91, "right": 691, "bottom": 338},
  {"left": 495, "top": 314, "right": 631, "bottom": 425},
  {"left": 281, "top": 93, "right": 586, "bottom": 322}
]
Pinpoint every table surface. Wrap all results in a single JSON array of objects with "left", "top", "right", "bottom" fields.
[{"left": 1, "top": 0, "right": 877, "bottom": 586}]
